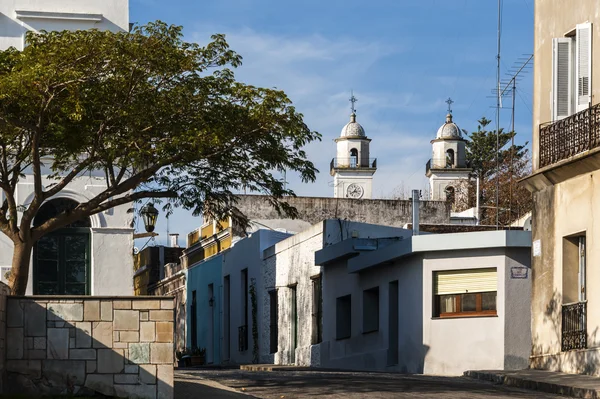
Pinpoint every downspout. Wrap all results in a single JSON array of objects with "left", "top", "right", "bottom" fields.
[{"left": 412, "top": 189, "right": 420, "bottom": 236}]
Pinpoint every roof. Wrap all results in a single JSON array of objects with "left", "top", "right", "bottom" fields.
[{"left": 340, "top": 113, "right": 366, "bottom": 138}]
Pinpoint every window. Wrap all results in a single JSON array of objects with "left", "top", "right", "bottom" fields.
[
  {"left": 563, "top": 234, "right": 586, "bottom": 304},
  {"left": 311, "top": 275, "right": 323, "bottom": 344},
  {"left": 239, "top": 268, "right": 249, "bottom": 351},
  {"left": 446, "top": 149, "right": 455, "bottom": 168},
  {"left": 363, "top": 286, "right": 379, "bottom": 333},
  {"left": 552, "top": 23, "right": 592, "bottom": 120},
  {"left": 350, "top": 148, "right": 358, "bottom": 167},
  {"left": 269, "top": 290, "right": 278, "bottom": 353},
  {"left": 433, "top": 268, "right": 497, "bottom": 318},
  {"left": 336, "top": 295, "right": 351, "bottom": 340}
]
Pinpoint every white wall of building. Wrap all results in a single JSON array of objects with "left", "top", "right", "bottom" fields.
[
  {"left": 222, "top": 229, "right": 291, "bottom": 365},
  {"left": 1, "top": 0, "right": 128, "bottom": 51},
  {"left": 316, "top": 231, "right": 531, "bottom": 376},
  {"left": 260, "top": 220, "right": 409, "bottom": 366},
  {"left": 0, "top": 175, "right": 135, "bottom": 295}
]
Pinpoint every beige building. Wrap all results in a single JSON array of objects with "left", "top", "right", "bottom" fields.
[{"left": 522, "top": 0, "right": 599, "bottom": 374}]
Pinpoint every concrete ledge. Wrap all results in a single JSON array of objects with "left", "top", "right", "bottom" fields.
[
  {"left": 240, "top": 364, "right": 313, "bottom": 372},
  {"left": 465, "top": 369, "right": 600, "bottom": 398}
]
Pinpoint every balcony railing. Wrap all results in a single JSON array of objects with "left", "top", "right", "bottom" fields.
[
  {"left": 331, "top": 157, "right": 377, "bottom": 169},
  {"left": 562, "top": 301, "right": 587, "bottom": 351},
  {"left": 238, "top": 325, "right": 248, "bottom": 352},
  {"left": 539, "top": 103, "right": 600, "bottom": 168},
  {"left": 425, "top": 158, "right": 471, "bottom": 174}
]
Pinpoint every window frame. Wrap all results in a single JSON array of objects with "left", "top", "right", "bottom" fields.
[{"left": 433, "top": 291, "right": 497, "bottom": 319}]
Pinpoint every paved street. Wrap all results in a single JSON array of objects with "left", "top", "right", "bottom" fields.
[{"left": 174, "top": 369, "right": 574, "bottom": 399}]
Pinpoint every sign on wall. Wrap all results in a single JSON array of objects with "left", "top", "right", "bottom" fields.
[
  {"left": 0, "top": 266, "right": 11, "bottom": 285},
  {"left": 533, "top": 239, "right": 541, "bottom": 257},
  {"left": 510, "top": 266, "right": 528, "bottom": 279}
]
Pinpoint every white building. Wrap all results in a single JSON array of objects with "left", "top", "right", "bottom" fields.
[
  {"left": 0, "top": 1, "right": 133, "bottom": 295},
  {"left": 330, "top": 96, "right": 377, "bottom": 200},
  {"left": 426, "top": 107, "right": 472, "bottom": 210},
  {"left": 314, "top": 229, "right": 532, "bottom": 375},
  {"left": 260, "top": 220, "right": 408, "bottom": 366}
]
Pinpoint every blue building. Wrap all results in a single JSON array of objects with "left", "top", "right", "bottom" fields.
[{"left": 186, "top": 253, "right": 223, "bottom": 364}]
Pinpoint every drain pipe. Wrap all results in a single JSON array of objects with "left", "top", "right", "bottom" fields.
[{"left": 412, "top": 189, "right": 420, "bottom": 236}]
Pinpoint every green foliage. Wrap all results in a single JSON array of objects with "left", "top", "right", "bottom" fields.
[
  {"left": 463, "top": 117, "right": 532, "bottom": 226},
  {"left": 0, "top": 22, "right": 319, "bottom": 263},
  {"left": 249, "top": 277, "right": 259, "bottom": 364}
]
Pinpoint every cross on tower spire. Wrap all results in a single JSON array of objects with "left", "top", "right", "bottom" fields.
[
  {"left": 445, "top": 97, "right": 454, "bottom": 114},
  {"left": 349, "top": 91, "right": 358, "bottom": 114}
]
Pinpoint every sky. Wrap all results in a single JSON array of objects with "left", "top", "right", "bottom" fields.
[{"left": 130, "top": 0, "right": 535, "bottom": 246}]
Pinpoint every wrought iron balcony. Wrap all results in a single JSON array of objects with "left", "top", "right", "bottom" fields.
[
  {"left": 425, "top": 158, "right": 471, "bottom": 175},
  {"left": 539, "top": 103, "right": 600, "bottom": 168},
  {"left": 330, "top": 158, "right": 377, "bottom": 169},
  {"left": 238, "top": 325, "right": 248, "bottom": 352},
  {"left": 561, "top": 301, "right": 587, "bottom": 351}
]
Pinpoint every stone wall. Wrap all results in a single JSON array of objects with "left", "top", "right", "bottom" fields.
[
  {"left": 5, "top": 296, "right": 174, "bottom": 398},
  {"left": 235, "top": 194, "right": 450, "bottom": 228},
  {"left": 149, "top": 271, "right": 186, "bottom": 352}
]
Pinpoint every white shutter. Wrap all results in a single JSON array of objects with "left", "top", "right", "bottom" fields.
[
  {"left": 434, "top": 268, "right": 497, "bottom": 295},
  {"left": 576, "top": 23, "right": 592, "bottom": 112},
  {"left": 553, "top": 38, "right": 573, "bottom": 121}
]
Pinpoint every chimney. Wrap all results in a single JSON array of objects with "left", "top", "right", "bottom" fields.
[
  {"left": 169, "top": 233, "right": 180, "bottom": 248},
  {"left": 412, "top": 189, "right": 420, "bottom": 236}
]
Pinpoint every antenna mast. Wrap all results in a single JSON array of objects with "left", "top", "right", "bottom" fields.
[{"left": 495, "top": 0, "right": 502, "bottom": 229}]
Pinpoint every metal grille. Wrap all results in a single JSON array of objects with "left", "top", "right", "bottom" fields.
[
  {"left": 331, "top": 158, "right": 377, "bottom": 169},
  {"left": 238, "top": 325, "right": 248, "bottom": 352},
  {"left": 562, "top": 301, "right": 587, "bottom": 351},
  {"left": 539, "top": 103, "right": 600, "bottom": 168}
]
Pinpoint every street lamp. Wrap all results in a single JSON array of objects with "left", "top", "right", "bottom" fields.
[{"left": 140, "top": 203, "right": 159, "bottom": 233}]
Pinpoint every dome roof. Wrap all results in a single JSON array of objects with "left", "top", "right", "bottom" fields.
[
  {"left": 436, "top": 113, "right": 462, "bottom": 139},
  {"left": 340, "top": 113, "right": 366, "bottom": 138}
]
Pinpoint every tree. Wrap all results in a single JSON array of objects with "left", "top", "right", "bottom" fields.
[
  {"left": 463, "top": 117, "right": 532, "bottom": 226},
  {"left": 0, "top": 22, "right": 320, "bottom": 295}
]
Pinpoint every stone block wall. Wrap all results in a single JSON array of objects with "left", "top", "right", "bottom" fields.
[{"left": 5, "top": 296, "right": 174, "bottom": 399}]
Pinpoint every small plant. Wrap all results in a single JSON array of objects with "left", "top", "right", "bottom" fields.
[{"left": 191, "top": 347, "right": 206, "bottom": 356}]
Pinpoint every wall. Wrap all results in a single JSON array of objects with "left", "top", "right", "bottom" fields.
[
  {"left": 530, "top": 169, "right": 600, "bottom": 375},
  {"left": 235, "top": 194, "right": 450, "bottom": 228},
  {"left": 222, "top": 230, "right": 290, "bottom": 365},
  {"left": 422, "top": 249, "right": 507, "bottom": 376},
  {"left": 260, "top": 220, "right": 409, "bottom": 366},
  {"left": 149, "top": 265, "right": 187, "bottom": 355},
  {"left": 0, "top": 177, "right": 135, "bottom": 296},
  {"left": 186, "top": 254, "right": 222, "bottom": 364},
  {"left": 0, "top": 0, "right": 129, "bottom": 51},
  {"left": 4, "top": 296, "right": 173, "bottom": 398}
]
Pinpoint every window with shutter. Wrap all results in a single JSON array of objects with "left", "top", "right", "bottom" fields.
[
  {"left": 433, "top": 268, "right": 498, "bottom": 318},
  {"left": 576, "top": 23, "right": 592, "bottom": 112},
  {"left": 552, "top": 38, "right": 573, "bottom": 121}
]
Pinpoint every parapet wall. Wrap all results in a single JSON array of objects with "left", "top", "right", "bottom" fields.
[
  {"left": 235, "top": 195, "right": 450, "bottom": 227},
  {"left": 3, "top": 295, "right": 174, "bottom": 398}
]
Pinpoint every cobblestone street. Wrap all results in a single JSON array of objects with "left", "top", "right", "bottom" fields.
[{"left": 174, "top": 369, "right": 573, "bottom": 399}]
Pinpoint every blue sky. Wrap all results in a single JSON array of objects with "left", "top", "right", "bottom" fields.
[{"left": 130, "top": 0, "right": 534, "bottom": 245}]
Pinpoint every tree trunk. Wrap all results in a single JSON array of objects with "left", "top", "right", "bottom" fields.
[{"left": 10, "top": 241, "right": 33, "bottom": 296}]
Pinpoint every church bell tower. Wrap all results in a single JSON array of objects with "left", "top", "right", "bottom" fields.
[
  {"left": 426, "top": 98, "right": 472, "bottom": 209},
  {"left": 330, "top": 93, "right": 377, "bottom": 199}
]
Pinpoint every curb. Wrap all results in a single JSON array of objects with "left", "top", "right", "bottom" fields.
[{"left": 464, "top": 370, "right": 600, "bottom": 399}]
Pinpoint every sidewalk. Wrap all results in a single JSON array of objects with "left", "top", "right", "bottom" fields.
[{"left": 465, "top": 369, "right": 600, "bottom": 398}]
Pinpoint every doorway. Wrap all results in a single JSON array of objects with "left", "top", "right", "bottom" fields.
[
  {"left": 388, "top": 281, "right": 399, "bottom": 366},
  {"left": 290, "top": 285, "right": 298, "bottom": 364},
  {"left": 208, "top": 283, "right": 214, "bottom": 364},
  {"left": 33, "top": 198, "right": 91, "bottom": 295}
]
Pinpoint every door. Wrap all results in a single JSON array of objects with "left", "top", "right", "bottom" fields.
[
  {"left": 388, "top": 281, "right": 399, "bottom": 366},
  {"left": 208, "top": 283, "right": 214, "bottom": 364},
  {"left": 224, "top": 275, "right": 231, "bottom": 360},
  {"left": 290, "top": 285, "right": 297, "bottom": 364},
  {"left": 191, "top": 291, "right": 198, "bottom": 349},
  {"left": 34, "top": 230, "right": 90, "bottom": 295}
]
